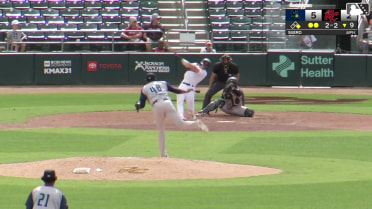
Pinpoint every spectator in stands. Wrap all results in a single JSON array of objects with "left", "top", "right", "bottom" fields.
[
  {"left": 120, "top": 16, "right": 145, "bottom": 51},
  {"left": 6, "top": 20, "right": 26, "bottom": 52},
  {"left": 360, "top": 19, "right": 372, "bottom": 53},
  {"left": 154, "top": 39, "right": 170, "bottom": 52},
  {"left": 143, "top": 13, "right": 165, "bottom": 51},
  {"left": 298, "top": 35, "right": 317, "bottom": 49},
  {"left": 200, "top": 40, "right": 216, "bottom": 53}
]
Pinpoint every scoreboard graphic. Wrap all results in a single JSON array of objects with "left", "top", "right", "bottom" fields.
[{"left": 285, "top": 8, "right": 362, "bottom": 35}]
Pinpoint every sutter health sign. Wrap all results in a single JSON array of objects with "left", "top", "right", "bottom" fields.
[
  {"left": 301, "top": 55, "right": 334, "bottom": 78},
  {"left": 300, "top": 53, "right": 334, "bottom": 86}
]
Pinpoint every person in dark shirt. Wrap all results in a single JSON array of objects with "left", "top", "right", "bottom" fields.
[
  {"left": 143, "top": 13, "right": 165, "bottom": 51},
  {"left": 202, "top": 54, "right": 240, "bottom": 109}
]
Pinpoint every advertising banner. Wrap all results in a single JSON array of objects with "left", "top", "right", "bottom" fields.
[
  {"left": 0, "top": 54, "right": 34, "bottom": 85},
  {"left": 81, "top": 53, "right": 129, "bottom": 84},
  {"left": 364, "top": 55, "right": 372, "bottom": 86},
  {"left": 334, "top": 54, "right": 367, "bottom": 86},
  {"left": 267, "top": 51, "right": 300, "bottom": 86},
  {"left": 128, "top": 53, "right": 177, "bottom": 85},
  {"left": 300, "top": 51, "right": 334, "bottom": 86},
  {"left": 34, "top": 53, "right": 81, "bottom": 85}
]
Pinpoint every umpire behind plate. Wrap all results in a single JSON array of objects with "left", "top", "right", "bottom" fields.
[{"left": 199, "top": 76, "right": 254, "bottom": 117}]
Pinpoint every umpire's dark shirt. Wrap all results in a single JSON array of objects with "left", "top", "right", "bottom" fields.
[{"left": 213, "top": 62, "right": 239, "bottom": 83}]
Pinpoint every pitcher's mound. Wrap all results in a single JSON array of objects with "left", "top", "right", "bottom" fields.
[{"left": 0, "top": 157, "right": 281, "bottom": 181}]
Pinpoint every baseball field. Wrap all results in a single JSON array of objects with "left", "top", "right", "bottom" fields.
[{"left": 1, "top": 86, "right": 372, "bottom": 209}]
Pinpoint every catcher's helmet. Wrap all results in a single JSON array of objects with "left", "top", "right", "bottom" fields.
[
  {"left": 226, "top": 76, "right": 238, "bottom": 85},
  {"left": 220, "top": 54, "right": 232, "bottom": 62},
  {"left": 145, "top": 73, "right": 156, "bottom": 82}
]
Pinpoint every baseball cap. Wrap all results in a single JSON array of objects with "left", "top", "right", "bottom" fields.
[
  {"left": 11, "top": 20, "right": 19, "bottom": 26},
  {"left": 41, "top": 170, "right": 57, "bottom": 182},
  {"left": 145, "top": 73, "right": 156, "bottom": 82},
  {"left": 151, "top": 13, "right": 161, "bottom": 20}
]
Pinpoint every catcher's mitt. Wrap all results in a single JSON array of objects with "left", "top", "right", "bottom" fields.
[{"left": 135, "top": 102, "right": 141, "bottom": 112}]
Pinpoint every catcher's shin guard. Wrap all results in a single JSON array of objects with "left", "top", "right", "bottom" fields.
[
  {"left": 200, "top": 99, "right": 224, "bottom": 114},
  {"left": 244, "top": 108, "right": 254, "bottom": 117}
]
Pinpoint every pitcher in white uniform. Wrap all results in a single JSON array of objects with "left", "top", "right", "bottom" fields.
[
  {"left": 135, "top": 73, "right": 209, "bottom": 157},
  {"left": 25, "top": 170, "right": 68, "bottom": 209},
  {"left": 177, "top": 58, "right": 211, "bottom": 120}
]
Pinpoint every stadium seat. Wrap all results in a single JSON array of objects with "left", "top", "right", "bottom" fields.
[
  {"left": 102, "top": 1, "right": 120, "bottom": 10},
  {"left": 101, "top": 8, "right": 119, "bottom": 17},
  {"left": 210, "top": 16, "right": 229, "bottom": 26},
  {"left": 81, "top": 8, "right": 100, "bottom": 17},
  {"left": 226, "top": 9, "right": 244, "bottom": 17},
  {"left": 60, "top": 23, "right": 78, "bottom": 31},
  {"left": 85, "top": 1, "right": 102, "bottom": 10},
  {"left": 244, "top": 7, "right": 262, "bottom": 18},
  {"left": 27, "top": 16, "right": 45, "bottom": 24},
  {"left": 121, "top": 0, "right": 139, "bottom": 10},
  {"left": 30, "top": 0, "right": 48, "bottom": 10},
  {"left": 0, "top": 0, "right": 13, "bottom": 10},
  {"left": 79, "top": 23, "right": 97, "bottom": 31},
  {"left": 207, "top": 1, "right": 225, "bottom": 10},
  {"left": 230, "top": 23, "right": 249, "bottom": 41},
  {"left": 230, "top": 16, "right": 251, "bottom": 25},
  {"left": 20, "top": 22, "right": 38, "bottom": 31},
  {"left": 66, "top": 0, "right": 84, "bottom": 10},
  {"left": 140, "top": 0, "right": 158, "bottom": 10},
  {"left": 0, "top": 16, "right": 8, "bottom": 25},
  {"left": 244, "top": 0, "right": 262, "bottom": 9},
  {"left": 84, "top": 16, "right": 103, "bottom": 24},
  {"left": 41, "top": 8, "right": 60, "bottom": 17},
  {"left": 102, "top": 16, "right": 121, "bottom": 24},
  {"left": 65, "top": 16, "right": 84, "bottom": 24},
  {"left": 140, "top": 8, "right": 158, "bottom": 18},
  {"left": 23, "top": 8, "right": 40, "bottom": 17},
  {"left": 120, "top": 8, "right": 138, "bottom": 18},
  {"left": 225, "top": 1, "right": 243, "bottom": 10},
  {"left": 60, "top": 8, "right": 80, "bottom": 17},
  {"left": 4, "top": 8, "right": 22, "bottom": 18},
  {"left": 212, "top": 30, "right": 230, "bottom": 51},
  {"left": 48, "top": 1, "right": 66, "bottom": 10},
  {"left": 39, "top": 23, "right": 59, "bottom": 31},
  {"left": 46, "top": 16, "right": 65, "bottom": 24},
  {"left": 12, "top": 0, "right": 30, "bottom": 10},
  {"left": 208, "top": 9, "right": 226, "bottom": 17}
]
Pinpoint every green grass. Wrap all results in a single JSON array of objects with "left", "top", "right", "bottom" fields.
[{"left": 1, "top": 92, "right": 372, "bottom": 209}]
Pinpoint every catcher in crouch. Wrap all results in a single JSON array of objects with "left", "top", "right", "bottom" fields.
[{"left": 199, "top": 76, "right": 254, "bottom": 117}]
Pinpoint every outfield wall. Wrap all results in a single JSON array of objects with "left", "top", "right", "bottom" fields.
[{"left": 1, "top": 52, "right": 371, "bottom": 86}]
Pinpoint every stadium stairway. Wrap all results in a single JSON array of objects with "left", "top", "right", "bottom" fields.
[{"left": 158, "top": 0, "right": 209, "bottom": 52}]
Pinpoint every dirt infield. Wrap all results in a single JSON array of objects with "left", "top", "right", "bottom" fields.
[{"left": 0, "top": 86, "right": 371, "bottom": 181}]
